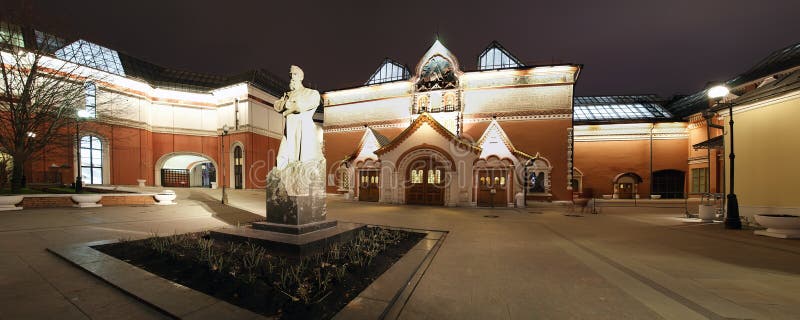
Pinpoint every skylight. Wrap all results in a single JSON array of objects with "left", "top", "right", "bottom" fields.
[
  {"left": 0, "top": 22, "right": 24, "bottom": 48},
  {"left": 573, "top": 96, "right": 673, "bottom": 122},
  {"left": 55, "top": 40, "right": 126, "bottom": 76},
  {"left": 366, "top": 59, "right": 409, "bottom": 85},
  {"left": 35, "top": 30, "right": 66, "bottom": 53},
  {"left": 478, "top": 42, "right": 522, "bottom": 70}
]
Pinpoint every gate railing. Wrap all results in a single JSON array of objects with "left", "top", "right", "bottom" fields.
[{"left": 585, "top": 191, "right": 701, "bottom": 216}]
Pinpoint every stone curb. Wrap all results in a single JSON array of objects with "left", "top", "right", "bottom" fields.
[
  {"left": 47, "top": 240, "right": 268, "bottom": 320},
  {"left": 47, "top": 226, "right": 447, "bottom": 320},
  {"left": 333, "top": 226, "right": 448, "bottom": 320}
]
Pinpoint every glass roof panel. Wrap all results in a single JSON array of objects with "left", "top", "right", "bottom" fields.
[
  {"left": 478, "top": 41, "right": 523, "bottom": 70},
  {"left": 0, "top": 22, "right": 24, "bottom": 48},
  {"left": 573, "top": 95, "right": 673, "bottom": 122},
  {"left": 366, "top": 59, "right": 410, "bottom": 85},
  {"left": 55, "top": 39, "right": 126, "bottom": 76}
]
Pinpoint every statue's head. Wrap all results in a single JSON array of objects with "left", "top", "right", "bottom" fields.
[{"left": 289, "top": 65, "right": 304, "bottom": 91}]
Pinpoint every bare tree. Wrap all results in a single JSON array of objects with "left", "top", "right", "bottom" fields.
[{"left": 0, "top": 13, "right": 116, "bottom": 192}]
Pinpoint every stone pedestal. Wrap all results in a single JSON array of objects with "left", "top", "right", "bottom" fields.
[{"left": 265, "top": 159, "right": 334, "bottom": 234}]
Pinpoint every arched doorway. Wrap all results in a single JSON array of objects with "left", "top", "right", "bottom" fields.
[
  {"left": 652, "top": 170, "right": 685, "bottom": 199},
  {"left": 359, "top": 170, "right": 380, "bottom": 202},
  {"left": 356, "top": 159, "right": 380, "bottom": 202},
  {"left": 474, "top": 157, "right": 514, "bottom": 207},
  {"left": 154, "top": 153, "right": 218, "bottom": 188},
  {"left": 406, "top": 157, "right": 445, "bottom": 205},
  {"left": 614, "top": 172, "right": 642, "bottom": 199},
  {"left": 233, "top": 145, "right": 243, "bottom": 189}
]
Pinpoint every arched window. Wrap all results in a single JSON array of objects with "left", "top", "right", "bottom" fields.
[
  {"left": 233, "top": 145, "right": 243, "bottom": 189},
  {"left": 444, "top": 92, "right": 456, "bottom": 112},
  {"left": 80, "top": 135, "right": 103, "bottom": 184},
  {"left": 417, "top": 95, "right": 429, "bottom": 113},
  {"left": 653, "top": 170, "right": 685, "bottom": 199},
  {"left": 85, "top": 82, "right": 97, "bottom": 118},
  {"left": 571, "top": 168, "right": 584, "bottom": 193},
  {"left": 526, "top": 157, "right": 552, "bottom": 194}
]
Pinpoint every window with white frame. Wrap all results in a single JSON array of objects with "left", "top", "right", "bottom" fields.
[
  {"left": 85, "top": 82, "right": 97, "bottom": 118},
  {"left": 80, "top": 136, "right": 103, "bottom": 184}
]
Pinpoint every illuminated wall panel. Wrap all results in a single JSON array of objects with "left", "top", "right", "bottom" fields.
[
  {"left": 325, "top": 97, "right": 412, "bottom": 127},
  {"left": 462, "top": 85, "right": 573, "bottom": 115}
]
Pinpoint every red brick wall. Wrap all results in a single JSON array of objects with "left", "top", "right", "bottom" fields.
[
  {"left": 20, "top": 197, "right": 74, "bottom": 208},
  {"left": 481, "top": 119, "right": 572, "bottom": 201},
  {"left": 20, "top": 195, "right": 156, "bottom": 208},
  {"left": 99, "top": 195, "right": 156, "bottom": 206},
  {"left": 24, "top": 120, "right": 280, "bottom": 189},
  {"left": 574, "top": 138, "right": 688, "bottom": 197}
]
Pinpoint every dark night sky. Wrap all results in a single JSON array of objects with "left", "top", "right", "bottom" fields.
[{"left": 20, "top": 0, "right": 800, "bottom": 97}]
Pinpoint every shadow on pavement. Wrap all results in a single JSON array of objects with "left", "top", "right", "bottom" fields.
[{"left": 186, "top": 190, "right": 263, "bottom": 226}]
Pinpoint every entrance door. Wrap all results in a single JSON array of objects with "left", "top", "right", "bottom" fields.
[
  {"left": 406, "top": 159, "right": 445, "bottom": 206},
  {"left": 233, "top": 146, "right": 243, "bottom": 189},
  {"left": 618, "top": 183, "right": 634, "bottom": 199},
  {"left": 358, "top": 170, "right": 379, "bottom": 202},
  {"left": 477, "top": 169, "right": 507, "bottom": 207}
]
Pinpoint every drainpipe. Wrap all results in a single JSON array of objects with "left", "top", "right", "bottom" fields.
[
  {"left": 649, "top": 123, "right": 654, "bottom": 198},
  {"left": 705, "top": 114, "right": 712, "bottom": 195}
]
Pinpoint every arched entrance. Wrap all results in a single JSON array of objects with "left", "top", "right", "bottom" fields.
[
  {"left": 474, "top": 157, "right": 515, "bottom": 207},
  {"left": 405, "top": 157, "right": 446, "bottom": 205},
  {"left": 155, "top": 153, "right": 218, "bottom": 188},
  {"left": 394, "top": 146, "right": 456, "bottom": 206},
  {"left": 652, "top": 169, "right": 685, "bottom": 199},
  {"left": 356, "top": 159, "right": 380, "bottom": 202},
  {"left": 614, "top": 172, "right": 642, "bottom": 199}
]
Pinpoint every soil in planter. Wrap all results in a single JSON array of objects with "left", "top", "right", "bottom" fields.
[{"left": 95, "top": 227, "right": 425, "bottom": 319}]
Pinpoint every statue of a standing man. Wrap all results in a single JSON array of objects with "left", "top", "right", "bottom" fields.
[{"left": 273, "top": 65, "right": 322, "bottom": 169}]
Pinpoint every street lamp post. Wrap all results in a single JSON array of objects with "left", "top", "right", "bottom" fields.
[
  {"left": 707, "top": 85, "right": 741, "bottom": 229},
  {"left": 221, "top": 124, "right": 230, "bottom": 204},
  {"left": 75, "top": 109, "right": 92, "bottom": 193}
]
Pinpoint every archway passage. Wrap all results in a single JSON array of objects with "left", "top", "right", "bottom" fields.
[
  {"left": 652, "top": 170, "right": 685, "bottom": 199},
  {"left": 477, "top": 168, "right": 507, "bottom": 207},
  {"left": 406, "top": 158, "right": 445, "bottom": 206},
  {"left": 359, "top": 170, "right": 379, "bottom": 202},
  {"left": 158, "top": 154, "right": 216, "bottom": 188}
]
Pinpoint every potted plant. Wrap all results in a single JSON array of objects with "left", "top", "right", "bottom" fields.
[
  {"left": 698, "top": 194, "right": 715, "bottom": 222},
  {"left": 72, "top": 194, "right": 103, "bottom": 208},
  {"left": 754, "top": 214, "right": 800, "bottom": 239},
  {"left": 0, "top": 195, "right": 23, "bottom": 211},
  {"left": 154, "top": 190, "right": 177, "bottom": 205}
]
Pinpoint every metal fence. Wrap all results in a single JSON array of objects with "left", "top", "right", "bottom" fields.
[{"left": 580, "top": 192, "right": 725, "bottom": 216}]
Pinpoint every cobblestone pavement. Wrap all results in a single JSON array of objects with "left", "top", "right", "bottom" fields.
[{"left": 1, "top": 188, "right": 798, "bottom": 319}]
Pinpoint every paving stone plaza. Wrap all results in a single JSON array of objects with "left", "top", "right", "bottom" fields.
[{"left": 1, "top": 189, "right": 799, "bottom": 319}]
